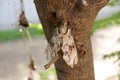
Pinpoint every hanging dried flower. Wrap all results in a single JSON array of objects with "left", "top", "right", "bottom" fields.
[{"left": 19, "top": 10, "right": 29, "bottom": 28}]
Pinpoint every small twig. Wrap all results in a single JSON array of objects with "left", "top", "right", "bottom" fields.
[{"left": 44, "top": 55, "right": 61, "bottom": 69}]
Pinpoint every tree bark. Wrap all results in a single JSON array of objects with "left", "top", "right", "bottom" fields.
[{"left": 34, "top": 0, "right": 109, "bottom": 80}]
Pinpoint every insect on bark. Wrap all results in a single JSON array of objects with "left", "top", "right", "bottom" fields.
[{"left": 44, "top": 22, "right": 78, "bottom": 69}]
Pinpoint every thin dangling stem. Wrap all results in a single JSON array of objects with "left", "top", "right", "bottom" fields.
[
  {"left": 19, "top": 27, "right": 32, "bottom": 59},
  {"left": 19, "top": 27, "right": 36, "bottom": 80},
  {"left": 19, "top": 0, "right": 36, "bottom": 80},
  {"left": 26, "top": 29, "right": 36, "bottom": 70},
  {"left": 26, "top": 28, "right": 33, "bottom": 59}
]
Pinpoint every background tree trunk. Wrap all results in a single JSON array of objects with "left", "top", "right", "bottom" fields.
[{"left": 34, "top": 0, "right": 109, "bottom": 80}]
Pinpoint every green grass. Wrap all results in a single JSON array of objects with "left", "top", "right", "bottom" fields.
[
  {"left": 39, "top": 68, "right": 57, "bottom": 80},
  {"left": 91, "top": 12, "right": 120, "bottom": 35},
  {"left": 108, "top": 0, "right": 119, "bottom": 6},
  {"left": 0, "top": 23, "right": 44, "bottom": 43}
]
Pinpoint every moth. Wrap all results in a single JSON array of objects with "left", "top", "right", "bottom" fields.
[{"left": 44, "top": 22, "right": 78, "bottom": 69}]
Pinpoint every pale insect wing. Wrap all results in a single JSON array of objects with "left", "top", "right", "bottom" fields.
[
  {"left": 62, "top": 29, "right": 78, "bottom": 67},
  {"left": 44, "top": 27, "right": 60, "bottom": 60}
]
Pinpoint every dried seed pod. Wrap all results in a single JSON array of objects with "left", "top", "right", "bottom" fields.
[
  {"left": 28, "top": 58, "right": 36, "bottom": 70},
  {"left": 19, "top": 11, "right": 29, "bottom": 28}
]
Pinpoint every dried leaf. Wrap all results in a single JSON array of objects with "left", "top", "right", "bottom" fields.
[
  {"left": 19, "top": 11, "right": 29, "bottom": 27},
  {"left": 28, "top": 58, "right": 36, "bottom": 70}
]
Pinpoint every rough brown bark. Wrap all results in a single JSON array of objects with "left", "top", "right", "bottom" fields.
[{"left": 34, "top": 0, "right": 109, "bottom": 80}]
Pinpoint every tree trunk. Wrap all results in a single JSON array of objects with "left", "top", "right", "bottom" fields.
[{"left": 34, "top": 0, "right": 109, "bottom": 80}]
